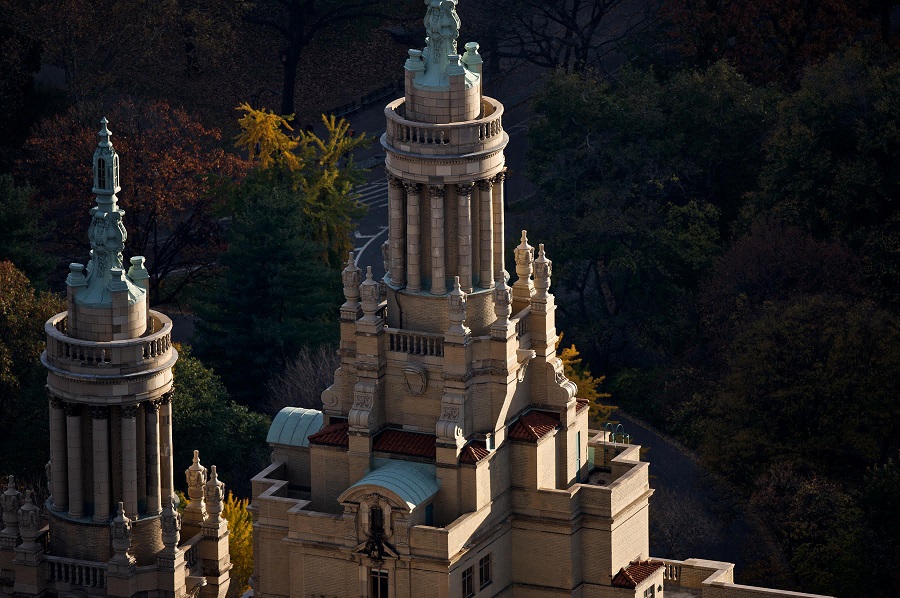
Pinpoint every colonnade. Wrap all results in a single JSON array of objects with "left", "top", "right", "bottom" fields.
[
  {"left": 388, "top": 173, "right": 505, "bottom": 295},
  {"left": 47, "top": 392, "right": 174, "bottom": 521}
]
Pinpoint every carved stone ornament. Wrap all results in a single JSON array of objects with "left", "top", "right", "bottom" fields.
[
  {"left": 477, "top": 177, "right": 494, "bottom": 192},
  {"left": 403, "top": 181, "right": 419, "bottom": 195},
  {"left": 185, "top": 449, "right": 208, "bottom": 505},
  {"left": 203, "top": 465, "right": 225, "bottom": 525},
  {"left": 493, "top": 278, "right": 512, "bottom": 323},
  {"left": 0, "top": 475, "right": 23, "bottom": 537},
  {"left": 360, "top": 266, "right": 380, "bottom": 308},
  {"left": 17, "top": 490, "right": 40, "bottom": 536},
  {"left": 534, "top": 243, "right": 552, "bottom": 297},
  {"left": 90, "top": 406, "right": 109, "bottom": 419},
  {"left": 422, "top": 0, "right": 461, "bottom": 85},
  {"left": 429, "top": 185, "right": 445, "bottom": 199},
  {"left": 456, "top": 182, "right": 474, "bottom": 197},
  {"left": 514, "top": 229, "right": 534, "bottom": 267},
  {"left": 388, "top": 175, "right": 404, "bottom": 189},
  {"left": 403, "top": 364, "right": 428, "bottom": 396},
  {"left": 110, "top": 502, "right": 135, "bottom": 564},
  {"left": 120, "top": 404, "right": 137, "bottom": 419}
]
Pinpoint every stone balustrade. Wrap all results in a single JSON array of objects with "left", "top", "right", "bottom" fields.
[
  {"left": 386, "top": 328, "right": 445, "bottom": 357},
  {"left": 511, "top": 306, "right": 530, "bottom": 341},
  {"left": 384, "top": 97, "right": 505, "bottom": 156},
  {"left": 46, "top": 555, "right": 107, "bottom": 589},
  {"left": 45, "top": 311, "right": 173, "bottom": 375}
]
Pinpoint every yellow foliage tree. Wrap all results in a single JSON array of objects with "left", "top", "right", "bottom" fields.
[
  {"left": 175, "top": 491, "right": 253, "bottom": 598},
  {"left": 557, "top": 336, "right": 615, "bottom": 423},
  {"left": 223, "top": 492, "right": 253, "bottom": 598},
  {"left": 233, "top": 104, "right": 369, "bottom": 268}
]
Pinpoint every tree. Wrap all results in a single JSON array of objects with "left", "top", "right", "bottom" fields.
[
  {"left": 234, "top": 105, "right": 367, "bottom": 269},
  {"left": 171, "top": 346, "right": 270, "bottom": 497},
  {"left": 0, "top": 262, "right": 65, "bottom": 476},
  {"left": 473, "top": 0, "right": 654, "bottom": 75},
  {"left": 746, "top": 47, "right": 900, "bottom": 306},
  {"left": 557, "top": 338, "right": 615, "bottom": 423},
  {"left": 19, "top": 99, "right": 249, "bottom": 303},
  {"left": 702, "top": 296, "right": 900, "bottom": 485},
  {"left": 192, "top": 183, "right": 341, "bottom": 407},
  {"left": 265, "top": 343, "right": 340, "bottom": 414},
  {"left": 222, "top": 492, "right": 254, "bottom": 598},
  {"left": 242, "top": 0, "right": 417, "bottom": 116},
  {"left": 35, "top": 0, "right": 247, "bottom": 105},
  {"left": 0, "top": 176, "right": 53, "bottom": 285},
  {"left": 0, "top": 0, "right": 43, "bottom": 172},
  {"left": 661, "top": 0, "right": 867, "bottom": 85}
]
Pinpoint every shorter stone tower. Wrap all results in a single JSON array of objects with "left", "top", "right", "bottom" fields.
[{"left": 0, "top": 118, "right": 231, "bottom": 598}]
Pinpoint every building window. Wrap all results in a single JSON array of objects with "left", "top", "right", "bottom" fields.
[
  {"left": 576, "top": 430, "right": 582, "bottom": 475},
  {"left": 479, "top": 554, "right": 492, "bottom": 589},
  {"left": 643, "top": 586, "right": 655, "bottom": 598},
  {"left": 462, "top": 566, "right": 474, "bottom": 598},
  {"left": 370, "top": 569, "right": 388, "bottom": 598},
  {"left": 425, "top": 502, "right": 434, "bottom": 526},
  {"left": 370, "top": 503, "right": 384, "bottom": 536},
  {"left": 97, "top": 158, "right": 106, "bottom": 188}
]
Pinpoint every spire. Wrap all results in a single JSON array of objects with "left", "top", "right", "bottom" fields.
[{"left": 74, "top": 117, "right": 144, "bottom": 308}]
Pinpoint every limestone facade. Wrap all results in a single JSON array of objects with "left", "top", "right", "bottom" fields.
[
  {"left": 0, "top": 119, "right": 231, "bottom": 598},
  {"left": 248, "top": 3, "right": 835, "bottom": 598}
]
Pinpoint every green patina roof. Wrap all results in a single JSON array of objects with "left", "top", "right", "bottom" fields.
[
  {"left": 347, "top": 460, "right": 440, "bottom": 511},
  {"left": 266, "top": 407, "right": 323, "bottom": 447}
]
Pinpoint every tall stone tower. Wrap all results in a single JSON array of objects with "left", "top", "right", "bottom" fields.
[
  {"left": 248, "top": 2, "right": 657, "bottom": 597},
  {"left": 0, "top": 118, "right": 230, "bottom": 598}
]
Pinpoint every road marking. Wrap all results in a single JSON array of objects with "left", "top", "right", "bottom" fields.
[
  {"left": 354, "top": 181, "right": 388, "bottom": 206},
  {"left": 353, "top": 226, "right": 389, "bottom": 266}
]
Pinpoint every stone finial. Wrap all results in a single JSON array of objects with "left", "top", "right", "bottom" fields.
[
  {"left": 360, "top": 266, "right": 380, "bottom": 322},
  {"left": 447, "top": 276, "right": 469, "bottom": 336},
  {"left": 109, "top": 502, "right": 135, "bottom": 564},
  {"left": 514, "top": 230, "right": 534, "bottom": 272},
  {"left": 0, "top": 475, "right": 22, "bottom": 538},
  {"left": 533, "top": 243, "right": 552, "bottom": 299},
  {"left": 160, "top": 496, "right": 182, "bottom": 554},
  {"left": 493, "top": 278, "right": 512, "bottom": 325},
  {"left": 17, "top": 490, "right": 41, "bottom": 551},
  {"left": 77, "top": 117, "right": 144, "bottom": 308},
  {"left": 66, "top": 263, "right": 86, "bottom": 288},
  {"left": 185, "top": 449, "right": 207, "bottom": 521},
  {"left": 127, "top": 256, "right": 150, "bottom": 290},
  {"left": 462, "top": 41, "right": 482, "bottom": 74},
  {"left": 341, "top": 252, "right": 362, "bottom": 310},
  {"left": 203, "top": 465, "right": 225, "bottom": 526}
]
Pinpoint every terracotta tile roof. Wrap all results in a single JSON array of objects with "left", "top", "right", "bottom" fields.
[
  {"left": 508, "top": 410, "right": 559, "bottom": 442},
  {"left": 576, "top": 398, "right": 590, "bottom": 413},
  {"left": 610, "top": 560, "right": 665, "bottom": 589},
  {"left": 307, "top": 421, "right": 349, "bottom": 447},
  {"left": 372, "top": 429, "right": 436, "bottom": 459},
  {"left": 459, "top": 440, "right": 490, "bottom": 464}
]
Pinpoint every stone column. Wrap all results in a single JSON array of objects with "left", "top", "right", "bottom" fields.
[
  {"left": 478, "top": 178, "right": 495, "bottom": 288},
  {"left": 65, "top": 402, "right": 84, "bottom": 518},
  {"left": 493, "top": 172, "right": 506, "bottom": 281},
  {"left": 91, "top": 406, "right": 110, "bottom": 521},
  {"left": 120, "top": 404, "right": 139, "bottom": 518},
  {"left": 388, "top": 175, "right": 406, "bottom": 286},
  {"left": 430, "top": 185, "right": 447, "bottom": 295},
  {"left": 159, "top": 392, "right": 174, "bottom": 507},
  {"left": 456, "top": 182, "right": 474, "bottom": 292},
  {"left": 145, "top": 400, "right": 162, "bottom": 516},
  {"left": 405, "top": 182, "right": 422, "bottom": 292},
  {"left": 48, "top": 396, "right": 68, "bottom": 512}
]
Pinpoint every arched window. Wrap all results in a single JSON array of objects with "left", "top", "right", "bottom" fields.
[
  {"left": 113, "top": 155, "right": 119, "bottom": 188},
  {"left": 97, "top": 158, "right": 106, "bottom": 188}
]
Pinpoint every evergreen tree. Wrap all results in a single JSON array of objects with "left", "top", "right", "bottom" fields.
[{"left": 193, "top": 184, "right": 341, "bottom": 407}]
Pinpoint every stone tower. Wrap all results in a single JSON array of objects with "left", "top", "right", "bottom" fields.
[
  {"left": 248, "top": 2, "right": 657, "bottom": 596},
  {"left": 0, "top": 118, "right": 230, "bottom": 597}
]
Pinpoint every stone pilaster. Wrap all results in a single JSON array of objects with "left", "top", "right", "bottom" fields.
[
  {"left": 91, "top": 406, "right": 111, "bottom": 521},
  {"left": 145, "top": 400, "right": 162, "bottom": 516},
  {"left": 478, "top": 177, "right": 494, "bottom": 288},
  {"left": 456, "top": 182, "right": 474, "bottom": 292},
  {"left": 430, "top": 185, "right": 447, "bottom": 295},
  {"left": 65, "top": 402, "right": 84, "bottom": 518},
  {"left": 159, "top": 391, "right": 175, "bottom": 509},
  {"left": 388, "top": 175, "right": 406, "bottom": 285},
  {"left": 48, "top": 395, "right": 68, "bottom": 512},
  {"left": 405, "top": 182, "right": 422, "bottom": 291},
  {"left": 120, "top": 404, "right": 139, "bottom": 518}
]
